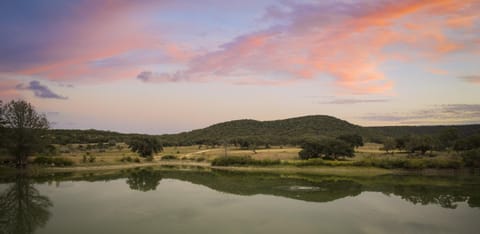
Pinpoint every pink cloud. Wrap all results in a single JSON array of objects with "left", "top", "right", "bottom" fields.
[
  {"left": 12, "top": 1, "right": 191, "bottom": 84},
  {"left": 4, "top": 1, "right": 479, "bottom": 95},
  {"left": 0, "top": 79, "right": 21, "bottom": 99},
  {"left": 139, "top": 0, "right": 479, "bottom": 94}
]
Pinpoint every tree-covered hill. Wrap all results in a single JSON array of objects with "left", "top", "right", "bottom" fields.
[
  {"left": 158, "top": 115, "right": 365, "bottom": 145},
  {"left": 42, "top": 115, "right": 480, "bottom": 146}
]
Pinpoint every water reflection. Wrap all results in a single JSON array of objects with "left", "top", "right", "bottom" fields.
[
  {"left": 0, "top": 174, "right": 52, "bottom": 234},
  {"left": 126, "top": 168, "right": 162, "bottom": 192},
  {"left": 1, "top": 168, "right": 480, "bottom": 213}
]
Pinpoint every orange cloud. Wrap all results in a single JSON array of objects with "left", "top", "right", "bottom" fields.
[
  {"left": 138, "top": 0, "right": 478, "bottom": 94},
  {"left": 5, "top": 0, "right": 479, "bottom": 95}
]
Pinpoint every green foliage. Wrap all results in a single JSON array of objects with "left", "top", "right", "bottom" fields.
[
  {"left": 460, "top": 149, "right": 480, "bottom": 168},
  {"left": 405, "top": 135, "right": 433, "bottom": 155},
  {"left": 382, "top": 137, "right": 396, "bottom": 153},
  {"left": 127, "top": 136, "right": 163, "bottom": 158},
  {"left": 454, "top": 134, "right": 480, "bottom": 151},
  {"left": 160, "top": 115, "right": 364, "bottom": 146},
  {"left": 337, "top": 134, "right": 363, "bottom": 148},
  {"left": 299, "top": 138, "right": 354, "bottom": 160},
  {"left": 323, "top": 139, "right": 354, "bottom": 158},
  {"left": 298, "top": 139, "right": 324, "bottom": 159},
  {"left": 82, "top": 154, "right": 96, "bottom": 163},
  {"left": 0, "top": 100, "right": 49, "bottom": 168},
  {"left": 120, "top": 156, "right": 133, "bottom": 162},
  {"left": 211, "top": 156, "right": 280, "bottom": 166},
  {"left": 291, "top": 158, "right": 354, "bottom": 167},
  {"left": 161, "top": 155, "right": 178, "bottom": 160},
  {"left": 353, "top": 157, "right": 462, "bottom": 169},
  {"left": 395, "top": 136, "right": 409, "bottom": 151},
  {"left": 436, "top": 128, "right": 458, "bottom": 150},
  {"left": 33, "top": 157, "right": 74, "bottom": 167}
]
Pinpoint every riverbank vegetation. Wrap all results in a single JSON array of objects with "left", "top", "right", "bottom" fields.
[{"left": 1, "top": 99, "right": 479, "bottom": 172}]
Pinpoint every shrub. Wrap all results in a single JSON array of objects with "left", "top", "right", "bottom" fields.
[
  {"left": 352, "top": 157, "right": 462, "bottom": 169},
  {"left": 161, "top": 155, "right": 178, "bottom": 160},
  {"left": 195, "top": 157, "right": 206, "bottom": 162},
  {"left": 461, "top": 149, "right": 480, "bottom": 168},
  {"left": 88, "top": 155, "right": 96, "bottom": 163},
  {"left": 33, "top": 157, "right": 74, "bottom": 167},
  {"left": 211, "top": 156, "right": 280, "bottom": 166},
  {"left": 82, "top": 154, "right": 96, "bottom": 163}
]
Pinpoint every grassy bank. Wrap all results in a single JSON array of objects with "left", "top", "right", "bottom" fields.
[{"left": 0, "top": 143, "right": 477, "bottom": 175}]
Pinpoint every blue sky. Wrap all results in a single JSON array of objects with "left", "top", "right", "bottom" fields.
[{"left": 1, "top": 0, "right": 479, "bottom": 133}]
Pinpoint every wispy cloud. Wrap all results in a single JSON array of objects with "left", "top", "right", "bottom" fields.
[
  {"left": 319, "top": 98, "right": 390, "bottom": 105},
  {"left": 362, "top": 104, "right": 480, "bottom": 125},
  {"left": 16, "top": 81, "right": 68, "bottom": 100},
  {"left": 1, "top": 0, "right": 479, "bottom": 94},
  {"left": 138, "top": 0, "right": 479, "bottom": 94},
  {"left": 459, "top": 75, "right": 480, "bottom": 84}
]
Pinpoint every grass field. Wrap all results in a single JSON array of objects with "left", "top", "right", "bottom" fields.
[{"left": 0, "top": 142, "right": 465, "bottom": 172}]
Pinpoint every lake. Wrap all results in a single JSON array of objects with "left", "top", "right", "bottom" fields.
[{"left": 1, "top": 167, "right": 479, "bottom": 234}]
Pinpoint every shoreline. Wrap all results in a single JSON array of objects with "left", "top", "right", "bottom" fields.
[{"left": 2, "top": 160, "right": 477, "bottom": 177}]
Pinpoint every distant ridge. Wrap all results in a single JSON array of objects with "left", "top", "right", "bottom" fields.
[
  {"left": 47, "top": 115, "right": 480, "bottom": 145},
  {"left": 158, "top": 115, "right": 480, "bottom": 145}
]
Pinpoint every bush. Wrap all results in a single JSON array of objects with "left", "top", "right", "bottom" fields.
[
  {"left": 161, "top": 155, "right": 178, "bottom": 160},
  {"left": 82, "top": 154, "right": 96, "bottom": 163},
  {"left": 352, "top": 157, "right": 462, "bottom": 169},
  {"left": 298, "top": 138, "right": 354, "bottom": 160},
  {"left": 120, "top": 156, "right": 133, "bottom": 162},
  {"left": 33, "top": 157, "right": 74, "bottom": 167},
  {"left": 88, "top": 155, "right": 96, "bottom": 163},
  {"left": 461, "top": 149, "right": 480, "bottom": 168},
  {"left": 195, "top": 157, "right": 206, "bottom": 162},
  {"left": 211, "top": 156, "right": 280, "bottom": 166}
]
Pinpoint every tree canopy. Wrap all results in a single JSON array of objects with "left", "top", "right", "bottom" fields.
[
  {"left": 127, "top": 136, "right": 163, "bottom": 158},
  {"left": 0, "top": 100, "right": 49, "bottom": 168},
  {"left": 299, "top": 138, "right": 354, "bottom": 160}
]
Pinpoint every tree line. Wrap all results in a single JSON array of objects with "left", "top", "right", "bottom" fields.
[{"left": 1, "top": 99, "right": 479, "bottom": 168}]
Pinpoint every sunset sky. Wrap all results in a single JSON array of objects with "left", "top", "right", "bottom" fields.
[{"left": 1, "top": 0, "right": 479, "bottom": 134}]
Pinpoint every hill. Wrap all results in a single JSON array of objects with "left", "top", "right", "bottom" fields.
[
  {"left": 44, "top": 115, "right": 480, "bottom": 146},
  {"left": 158, "top": 115, "right": 365, "bottom": 145}
]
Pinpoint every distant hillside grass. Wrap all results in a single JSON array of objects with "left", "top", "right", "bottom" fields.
[{"left": 45, "top": 115, "right": 480, "bottom": 146}]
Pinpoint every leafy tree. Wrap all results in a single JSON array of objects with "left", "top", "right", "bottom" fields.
[
  {"left": 453, "top": 134, "right": 480, "bottom": 152},
  {"left": 337, "top": 134, "right": 363, "bottom": 148},
  {"left": 0, "top": 100, "right": 49, "bottom": 168},
  {"left": 382, "top": 137, "right": 396, "bottom": 153},
  {"left": 299, "top": 138, "right": 354, "bottom": 160},
  {"left": 395, "top": 136, "right": 409, "bottom": 151},
  {"left": 127, "top": 136, "right": 163, "bottom": 158},
  {"left": 298, "top": 139, "right": 324, "bottom": 160},
  {"left": 436, "top": 128, "right": 458, "bottom": 150},
  {"left": 406, "top": 135, "right": 433, "bottom": 155},
  {"left": 323, "top": 139, "right": 354, "bottom": 159},
  {"left": 460, "top": 149, "right": 480, "bottom": 168}
]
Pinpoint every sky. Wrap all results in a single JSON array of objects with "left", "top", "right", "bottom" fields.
[{"left": 0, "top": 0, "right": 479, "bottom": 134}]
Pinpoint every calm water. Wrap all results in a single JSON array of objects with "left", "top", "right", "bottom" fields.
[{"left": 1, "top": 167, "right": 480, "bottom": 234}]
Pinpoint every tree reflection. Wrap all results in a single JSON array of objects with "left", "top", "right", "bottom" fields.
[
  {"left": 0, "top": 174, "right": 52, "bottom": 234},
  {"left": 126, "top": 169, "right": 163, "bottom": 192}
]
